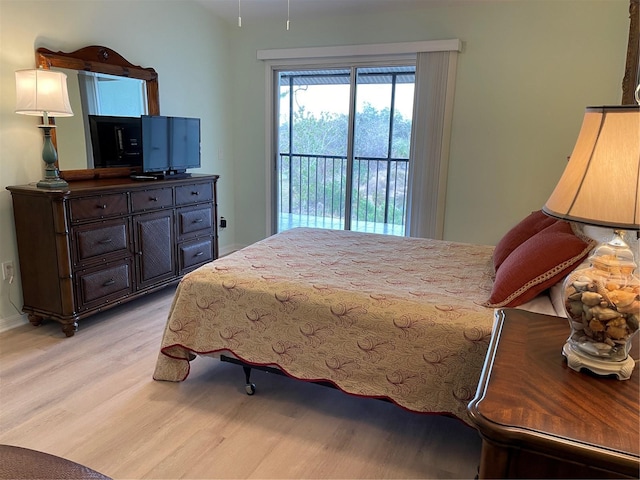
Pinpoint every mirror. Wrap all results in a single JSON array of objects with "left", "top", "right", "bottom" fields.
[
  {"left": 54, "top": 68, "right": 148, "bottom": 171},
  {"left": 36, "top": 45, "right": 159, "bottom": 180}
]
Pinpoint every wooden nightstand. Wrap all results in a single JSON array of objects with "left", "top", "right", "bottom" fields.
[{"left": 468, "top": 308, "right": 639, "bottom": 479}]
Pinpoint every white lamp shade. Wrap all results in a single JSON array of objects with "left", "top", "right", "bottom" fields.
[
  {"left": 15, "top": 69, "right": 73, "bottom": 117},
  {"left": 543, "top": 105, "right": 640, "bottom": 230}
]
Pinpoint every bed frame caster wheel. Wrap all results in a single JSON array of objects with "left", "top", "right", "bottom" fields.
[{"left": 242, "top": 365, "right": 255, "bottom": 395}]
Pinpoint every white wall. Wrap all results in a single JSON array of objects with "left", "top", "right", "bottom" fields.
[
  {"left": 225, "top": 0, "right": 629, "bottom": 247},
  {"left": 0, "top": 0, "right": 236, "bottom": 325}
]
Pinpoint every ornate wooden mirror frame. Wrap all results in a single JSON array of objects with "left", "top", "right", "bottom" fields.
[
  {"left": 36, "top": 45, "right": 159, "bottom": 180},
  {"left": 622, "top": 0, "right": 639, "bottom": 104}
]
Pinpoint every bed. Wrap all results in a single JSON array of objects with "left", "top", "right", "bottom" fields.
[{"left": 154, "top": 217, "right": 595, "bottom": 425}]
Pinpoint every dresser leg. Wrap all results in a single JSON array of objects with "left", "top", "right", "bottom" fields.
[
  {"left": 28, "top": 314, "right": 43, "bottom": 327},
  {"left": 61, "top": 321, "right": 78, "bottom": 337}
]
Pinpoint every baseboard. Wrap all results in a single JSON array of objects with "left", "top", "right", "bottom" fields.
[
  {"left": 0, "top": 312, "right": 28, "bottom": 333},
  {"left": 219, "top": 243, "right": 246, "bottom": 257}
]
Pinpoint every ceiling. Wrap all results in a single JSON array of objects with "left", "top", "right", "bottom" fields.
[{"left": 194, "top": 0, "right": 455, "bottom": 24}]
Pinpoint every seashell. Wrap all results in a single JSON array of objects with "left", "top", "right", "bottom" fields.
[
  {"left": 627, "top": 314, "right": 639, "bottom": 332},
  {"left": 581, "top": 341, "right": 612, "bottom": 356},
  {"left": 583, "top": 304, "right": 593, "bottom": 321},
  {"left": 581, "top": 291, "right": 603, "bottom": 306},
  {"left": 606, "top": 325, "right": 628, "bottom": 340},
  {"left": 570, "top": 320, "right": 584, "bottom": 331},
  {"left": 589, "top": 319, "right": 606, "bottom": 332},
  {"left": 608, "top": 290, "right": 638, "bottom": 308},
  {"left": 594, "top": 342, "right": 613, "bottom": 352},
  {"left": 617, "top": 300, "right": 640, "bottom": 315},
  {"left": 594, "top": 281, "right": 613, "bottom": 305},
  {"left": 568, "top": 292, "right": 583, "bottom": 301},
  {"left": 607, "top": 317, "right": 627, "bottom": 328},
  {"left": 566, "top": 301, "right": 583, "bottom": 318},
  {"left": 572, "top": 281, "right": 590, "bottom": 291},
  {"left": 590, "top": 306, "right": 621, "bottom": 321}
]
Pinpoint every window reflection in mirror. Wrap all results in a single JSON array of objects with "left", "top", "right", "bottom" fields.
[{"left": 54, "top": 67, "right": 147, "bottom": 169}]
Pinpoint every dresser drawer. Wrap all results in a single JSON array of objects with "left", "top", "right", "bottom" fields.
[
  {"left": 179, "top": 238, "right": 213, "bottom": 272},
  {"left": 131, "top": 187, "right": 173, "bottom": 212},
  {"left": 177, "top": 206, "right": 212, "bottom": 238},
  {"left": 175, "top": 182, "right": 213, "bottom": 205},
  {"left": 73, "top": 219, "right": 129, "bottom": 265},
  {"left": 69, "top": 193, "right": 128, "bottom": 222},
  {"left": 76, "top": 261, "right": 132, "bottom": 310}
]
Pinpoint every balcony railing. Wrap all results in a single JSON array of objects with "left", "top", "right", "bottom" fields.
[{"left": 277, "top": 153, "right": 408, "bottom": 236}]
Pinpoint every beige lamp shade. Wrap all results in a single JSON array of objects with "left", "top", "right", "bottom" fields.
[
  {"left": 15, "top": 69, "right": 73, "bottom": 117},
  {"left": 543, "top": 105, "right": 640, "bottom": 231}
]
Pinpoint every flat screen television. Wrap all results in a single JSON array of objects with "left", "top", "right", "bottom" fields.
[
  {"left": 88, "top": 115, "right": 143, "bottom": 169},
  {"left": 141, "top": 115, "right": 201, "bottom": 177}
]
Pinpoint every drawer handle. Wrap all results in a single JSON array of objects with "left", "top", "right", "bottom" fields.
[
  {"left": 150, "top": 196, "right": 158, "bottom": 201},
  {"left": 98, "top": 238, "right": 113, "bottom": 245},
  {"left": 103, "top": 279, "right": 115, "bottom": 286},
  {"left": 193, "top": 218, "right": 204, "bottom": 224},
  {"left": 195, "top": 251, "right": 204, "bottom": 257},
  {"left": 191, "top": 191, "right": 200, "bottom": 196},
  {"left": 98, "top": 204, "right": 108, "bottom": 209}
]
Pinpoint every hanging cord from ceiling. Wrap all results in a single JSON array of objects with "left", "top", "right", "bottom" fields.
[
  {"left": 237, "top": 0, "right": 291, "bottom": 30},
  {"left": 287, "top": 0, "right": 290, "bottom": 30}
]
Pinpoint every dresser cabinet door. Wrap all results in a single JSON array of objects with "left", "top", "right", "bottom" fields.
[{"left": 133, "top": 210, "right": 176, "bottom": 289}]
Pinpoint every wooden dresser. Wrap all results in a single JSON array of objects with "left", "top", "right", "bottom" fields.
[{"left": 6, "top": 174, "right": 219, "bottom": 336}]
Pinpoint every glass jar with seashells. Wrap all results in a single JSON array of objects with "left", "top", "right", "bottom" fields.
[{"left": 563, "top": 232, "right": 640, "bottom": 366}]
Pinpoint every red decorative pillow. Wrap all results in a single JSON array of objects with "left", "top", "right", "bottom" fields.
[
  {"left": 486, "top": 221, "right": 595, "bottom": 308},
  {"left": 492, "top": 210, "right": 558, "bottom": 272}
]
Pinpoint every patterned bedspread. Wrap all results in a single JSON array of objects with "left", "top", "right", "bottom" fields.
[{"left": 153, "top": 228, "right": 496, "bottom": 424}]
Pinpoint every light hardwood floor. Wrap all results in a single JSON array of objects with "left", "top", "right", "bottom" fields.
[{"left": 0, "top": 287, "right": 482, "bottom": 479}]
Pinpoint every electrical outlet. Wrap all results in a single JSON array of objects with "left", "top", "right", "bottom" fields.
[{"left": 2, "top": 261, "right": 14, "bottom": 281}]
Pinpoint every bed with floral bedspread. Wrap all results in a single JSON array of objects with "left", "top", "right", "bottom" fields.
[{"left": 153, "top": 227, "right": 503, "bottom": 424}]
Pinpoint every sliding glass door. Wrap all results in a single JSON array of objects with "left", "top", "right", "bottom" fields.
[{"left": 275, "top": 65, "right": 415, "bottom": 235}]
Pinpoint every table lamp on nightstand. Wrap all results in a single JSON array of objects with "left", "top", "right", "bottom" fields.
[
  {"left": 543, "top": 104, "right": 640, "bottom": 380},
  {"left": 15, "top": 68, "right": 73, "bottom": 189}
]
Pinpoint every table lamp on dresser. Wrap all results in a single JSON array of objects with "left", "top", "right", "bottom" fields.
[
  {"left": 15, "top": 68, "right": 73, "bottom": 189},
  {"left": 543, "top": 102, "right": 640, "bottom": 380}
]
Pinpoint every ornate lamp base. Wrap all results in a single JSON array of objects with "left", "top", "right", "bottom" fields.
[
  {"left": 37, "top": 125, "right": 68, "bottom": 190},
  {"left": 562, "top": 342, "right": 635, "bottom": 381},
  {"left": 36, "top": 177, "right": 70, "bottom": 189}
]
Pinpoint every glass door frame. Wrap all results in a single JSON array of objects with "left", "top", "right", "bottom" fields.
[{"left": 267, "top": 57, "right": 416, "bottom": 236}]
